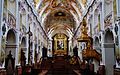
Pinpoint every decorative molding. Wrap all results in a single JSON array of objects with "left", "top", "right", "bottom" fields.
[
  {"left": 9, "top": 0, "right": 15, "bottom": 3},
  {"left": 105, "top": 0, "right": 112, "bottom": 4},
  {"left": 19, "top": 1, "right": 26, "bottom": 15},
  {"left": 104, "top": 14, "right": 112, "bottom": 28},
  {"left": 8, "top": 13, "right": 16, "bottom": 27}
]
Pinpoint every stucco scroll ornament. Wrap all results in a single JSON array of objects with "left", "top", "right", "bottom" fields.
[
  {"left": 105, "top": 0, "right": 112, "bottom": 4},
  {"left": 104, "top": 14, "right": 112, "bottom": 26}
]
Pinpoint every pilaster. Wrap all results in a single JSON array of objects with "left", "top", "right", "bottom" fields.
[
  {"left": 102, "top": 43, "right": 115, "bottom": 75},
  {"left": 32, "top": 42, "right": 35, "bottom": 64},
  {"left": 92, "top": 9, "right": 95, "bottom": 36},
  {"left": 101, "top": 0, "right": 105, "bottom": 30},
  {"left": 0, "top": 0, "right": 3, "bottom": 57},
  {"left": 15, "top": 0, "right": 20, "bottom": 66},
  {"left": 78, "top": 42, "right": 83, "bottom": 61},
  {"left": 116, "top": 0, "right": 120, "bottom": 17},
  {"left": 26, "top": 34, "right": 29, "bottom": 64},
  {"left": 26, "top": 12, "right": 29, "bottom": 64},
  {"left": 0, "top": 0, "right": 4, "bottom": 68},
  {"left": 118, "top": 22, "right": 120, "bottom": 65}
]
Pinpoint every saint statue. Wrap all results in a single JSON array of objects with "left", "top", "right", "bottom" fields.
[{"left": 5, "top": 51, "right": 15, "bottom": 75}]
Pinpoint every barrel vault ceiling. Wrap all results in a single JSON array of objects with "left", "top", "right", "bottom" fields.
[{"left": 34, "top": 0, "right": 87, "bottom": 39}]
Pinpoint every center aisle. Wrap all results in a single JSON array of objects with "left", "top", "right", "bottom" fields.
[{"left": 39, "top": 56, "right": 81, "bottom": 75}]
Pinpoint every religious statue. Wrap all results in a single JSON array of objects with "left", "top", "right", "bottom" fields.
[
  {"left": 20, "top": 49, "right": 26, "bottom": 67},
  {"left": 20, "top": 49, "right": 26, "bottom": 75},
  {"left": 5, "top": 51, "right": 15, "bottom": 75}
]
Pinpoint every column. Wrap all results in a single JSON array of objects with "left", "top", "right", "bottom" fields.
[
  {"left": 100, "top": 0, "right": 105, "bottom": 65},
  {"left": 68, "top": 39, "right": 71, "bottom": 56},
  {"left": 48, "top": 40, "right": 52, "bottom": 57},
  {"left": 102, "top": 43, "right": 115, "bottom": 75},
  {"left": 31, "top": 18, "right": 34, "bottom": 64},
  {"left": 0, "top": 0, "right": 2, "bottom": 28},
  {"left": 26, "top": 34, "right": 29, "bottom": 64},
  {"left": 116, "top": 0, "right": 120, "bottom": 17},
  {"left": 0, "top": 0, "right": 2, "bottom": 56},
  {"left": 26, "top": 13, "right": 29, "bottom": 64},
  {"left": 32, "top": 42, "right": 35, "bottom": 64},
  {"left": 101, "top": 0, "right": 105, "bottom": 30},
  {"left": 92, "top": 10, "right": 94, "bottom": 36},
  {"left": 118, "top": 22, "right": 120, "bottom": 67},
  {"left": 0, "top": 0, "right": 4, "bottom": 68},
  {"left": 78, "top": 42, "right": 82, "bottom": 61},
  {"left": 40, "top": 42, "right": 43, "bottom": 58},
  {"left": 15, "top": 0, "right": 20, "bottom": 66}
]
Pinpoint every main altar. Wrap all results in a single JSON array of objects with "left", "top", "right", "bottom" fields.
[{"left": 52, "top": 33, "right": 68, "bottom": 56}]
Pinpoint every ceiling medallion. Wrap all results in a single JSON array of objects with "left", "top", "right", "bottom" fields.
[{"left": 54, "top": 12, "right": 66, "bottom": 16}]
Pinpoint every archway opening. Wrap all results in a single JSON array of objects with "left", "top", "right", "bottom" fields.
[
  {"left": 19, "top": 37, "right": 27, "bottom": 66},
  {"left": 94, "top": 37, "right": 101, "bottom": 53},
  {"left": 103, "top": 29, "right": 115, "bottom": 75},
  {"left": 6, "top": 29, "right": 16, "bottom": 58},
  {"left": 104, "top": 29, "right": 114, "bottom": 43},
  {"left": 5, "top": 29, "right": 16, "bottom": 73}
]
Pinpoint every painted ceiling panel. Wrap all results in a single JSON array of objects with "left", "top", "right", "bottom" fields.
[{"left": 33, "top": 0, "right": 89, "bottom": 37}]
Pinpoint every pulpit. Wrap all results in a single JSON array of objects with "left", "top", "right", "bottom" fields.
[{"left": 77, "top": 18, "right": 101, "bottom": 61}]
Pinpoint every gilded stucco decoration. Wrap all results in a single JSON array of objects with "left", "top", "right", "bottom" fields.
[
  {"left": 54, "top": 33, "right": 68, "bottom": 55},
  {"left": 78, "top": 18, "right": 101, "bottom": 61},
  {"left": 82, "top": 0, "right": 87, "bottom": 6}
]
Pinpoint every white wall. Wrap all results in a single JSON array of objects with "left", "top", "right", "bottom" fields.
[{"left": 117, "top": 0, "right": 120, "bottom": 17}]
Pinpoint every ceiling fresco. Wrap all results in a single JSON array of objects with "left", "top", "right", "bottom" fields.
[{"left": 33, "top": 0, "right": 87, "bottom": 37}]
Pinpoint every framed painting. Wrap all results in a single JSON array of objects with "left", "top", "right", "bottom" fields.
[
  {"left": 57, "top": 39, "right": 64, "bottom": 50},
  {"left": 53, "top": 33, "right": 67, "bottom": 55}
]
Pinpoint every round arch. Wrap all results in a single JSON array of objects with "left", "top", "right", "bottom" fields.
[
  {"left": 103, "top": 29, "right": 115, "bottom": 75},
  {"left": 6, "top": 29, "right": 16, "bottom": 57},
  {"left": 94, "top": 36, "right": 101, "bottom": 53},
  {"left": 19, "top": 37, "right": 27, "bottom": 65},
  {"left": 104, "top": 29, "right": 114, "bottom": 43},
  {"left": 21, "top": 37, "right": 27, "bottom": 48},
  {"left": 94, "top": 36, "right": 100, "bottom": 47},
  {"left": 19, "top": 37, "right": 27, "bottom": 63}
]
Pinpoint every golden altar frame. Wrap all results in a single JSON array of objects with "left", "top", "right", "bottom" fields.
[{"left": 53, "top": 33, "right": 67, "bottom": 55}]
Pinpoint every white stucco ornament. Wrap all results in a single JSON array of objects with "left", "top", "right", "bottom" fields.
[
  {"left": 105, "top": 0, "right": 112, "bottom": 4},
  {"left": 9, "top": 0, "right": 15, "bottom": 3}
]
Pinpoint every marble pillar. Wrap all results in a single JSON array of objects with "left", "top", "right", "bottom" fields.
[{"left": 102, "top": 43, "right": 115, "bottom": 75}]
